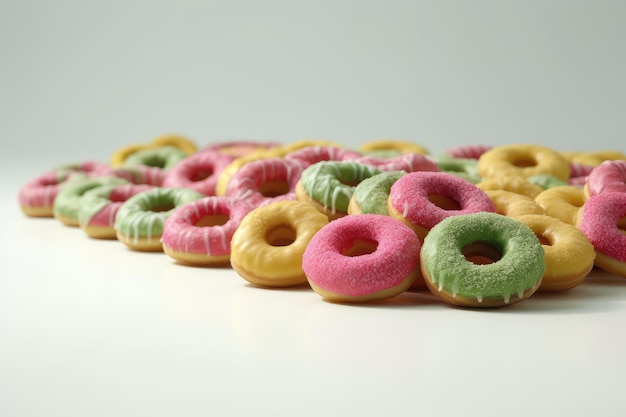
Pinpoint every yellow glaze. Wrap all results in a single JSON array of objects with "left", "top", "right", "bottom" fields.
[
  {"left": 535, "top": 185, "right": 585, "bottom": 225},
  {"left": 110, "top": 133, "right": 197, "bottom": 167},
  {"left": 358, "top": 139, "right": 429, "bottom": 155},
  {"left": 476, "top": 176, "right": 544, "bottom": 199},
  {"left": 477, "top": 144, "right": 570, "bottom": 181},
  {"left": 484, "top": 190, "right": 545, "bottom": 217}
]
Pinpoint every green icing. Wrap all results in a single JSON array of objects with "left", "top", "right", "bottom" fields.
[
  {"left": 53, "top": 176, "right": 129, "bottom": 221},
  {"left": 527, "top": 174, "right": 569, "bottom": 189},
  {"left": 123, "top": 146, "right": 188, "bottom": 169},
  {"left": 114, "top": 187, "right": 204, "bottom": 242},
  {"left": 77, "top": 184, "right": 124, "bottom": 227},
  {"left": 421, "top": 212, "right": 546, "bottom": 302},
  {"left": 300, "top": 161, "right": 381, "bottom": 214},
  {"left": 434, "top": 154, "right": 482, "bottom": 183},
  {"left": 352, "top": 171, "right": 405, "bottom": 215}
]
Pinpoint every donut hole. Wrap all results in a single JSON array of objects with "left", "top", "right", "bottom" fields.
[
  {"left": 190, "top": 169, "right": 213, "bottom": 182},
  {"left": 150, "top": 202, "right": 176, "bottom": 212},
  {"left": 511, "top": 155, "right": 537, "bottom": 168},
  {"left": 428, "top": 194, "right": 461, "bottom": 210},
  {"left": 259, "top": 180, "right": 290, "bottom": 197},
  {"left": 342, "top": 238, "right": 378, "bottom": 257},
  {"left": 266, "top": 224, "right": 297, "bottom": 246},
  {"left": 195, "top": 213, "right": 229, "bottom": 227},
  {"left": 619, "top": 216, "right": 626, "bottom": 236},
  {"left": 462, "top": 241, "right": 503, "bottom": 265},
  {"left": 536, "top": 234, "right": 552, "bottom": 246}
]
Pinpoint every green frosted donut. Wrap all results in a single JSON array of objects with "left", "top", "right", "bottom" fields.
[
  {"left": 348, "top": 171, "right": 405, "bottom": 215},
  {"left": 122, "top": 145, "right": 188, "bottom": 169},
  {"left": 298, "top": 161, "right": 381, "bottom": 217},
  {"left": 114, "top": 187, "right": 204, "bottom": 250},
  {"left": 434, "top": 154, "right": 482, "bottom": 184},
  {"left": 53, "top": 176, "right": 129, "bottom": 226},
  {"left": 421, "top": 212, "right": 545, "bottom": 307}
]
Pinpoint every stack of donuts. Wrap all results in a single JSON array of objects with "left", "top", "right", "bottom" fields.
[{"left": 18, "top": 134, "right": 626, "bottom": 308}]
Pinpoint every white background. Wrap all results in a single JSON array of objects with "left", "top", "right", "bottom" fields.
[{"left": 2, "top": 1, "right": 626, "bottom": 416}]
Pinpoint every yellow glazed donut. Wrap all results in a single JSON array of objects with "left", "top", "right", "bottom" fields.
[
  {"left": 476, "top": 176, "right": 544, "bottom": 199},
  {"left": 358, "top": 139, "right": 429, "bottom": 155},
  {"left": 214, "top": 139, "right": 342, "bottom": 196},
  {"left": 484, "top": 190, "right": 545, "bottom": 217},
  {"left": 514, "top": 214, "right": 596, "bottom": 292},
  {"left": 110, "top": 134, "right": 197, "bottom": 167},
  {"left": 477, "top": 144, "right": 570, "bottom": 181},
  {"left": 562, "top": 150, "right": 626, "bottom": 167},
  {"left": 534, "top": 185, "right": 585, "bottom": 225},
  {"left": 230, "top": 200, "right": 329, "bottom": 287}
]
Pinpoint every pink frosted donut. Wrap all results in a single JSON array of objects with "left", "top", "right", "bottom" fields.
[
  {"left": 302, "top": 214, "right": 421, "bottom": 302},
  {"left": 161, "top": 196, "right": 254, "bottom": 266},
  {"left": 18, "top": 161, "right": 107, "bottom": 217},
  {"left": 202, "top": 140, "right": 279, "bottom": 158},
  {"left": 443, "top": 144, "right": 492, "bottom": 159},
  {"left": 577, "top": 191, "right": 626, "bottom": 277},
  {"left": 388, "top": 171, "right": 496, "bottom": 241},
  {"left": 355, "top": 153, "right": 438, "bottom": 173},
  {"left": 568, "top": 162, "right": 594, "bottom": 186},
  {"left": 284, "top": 146, "right": 361, "bottom": 168},
  {"left": 162, "top": 150, "right": 234, "bottom": 195},
  {"left": 584, "top": 160, "right": 626, "bottom": 198},
  {"left": 225, "top": 158, "right": 304, "bottom": 207},
  {"left": 78, "top": 184, "right": 155, "bottom": 239}
]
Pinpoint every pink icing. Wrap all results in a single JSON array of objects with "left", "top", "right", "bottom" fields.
[
  {"left": 585, "top": 160, "right": 626, "bottom": 197},
  {"left": 302, "top": 214, "right": 421, "bottom": 297},
  {"left": 443, "top": 145, "right": 492, "bottom": 159},
  {"left": 355, "top": 153, "right": 438, "bottom": 173},
  {"left": 578, "top": 192, "right": 626, "bottom": 262},
  {"left": 202, "top": 140, "right": 279, "bottom": 158},
  {"left": 162, "top": 149, "right": 233, "bottom": 195},
  {"left": 161, "top": 196, "right": 253, "bottom": 256},
  {"left": 389, "top": 171, "right": 495, "bottom": 230},
  {"left": 86, "top": 184, "right": 154, "bottom": 227},
  {"left": 285, "top": 146, "right": 361, "bottom": 168},
  {"left": 225, "top": 158, "right": 304, "bottom": 207}
]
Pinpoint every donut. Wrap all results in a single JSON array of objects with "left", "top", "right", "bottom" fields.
[
  {"left": 443, "top": 144, "right": 492, "bottom": 159},
  {"left": 576, "top": 192, "right": 626, "bottom": 277},
  {"left": 421, "top": 212, "right": 546, "bottom": 307},
  {"left": 114, "top": 187, "right": 205, "bottom": 251},
  {"left": 358, "top": 139, "right": 429, "bottom": 155},
  {"left": 562, "top": 150, "right": 626, "bottom": 167},
  {"left": 162, "top": 149, "right": 234, "bottom": 196},
  {"left": 568, "top": 161, "right": 594, "bottom": 186},
  {"left": 476, "top": 176, "right": 544, "bottom": 199},
  {"left": 527, "top": 174, "right": 569, "bottom": 190},
  {"left": 583, "top": 160, "right": 626, "bottom": 198},
  {"left": 161, "top": 196, "right": 254, "bottom": 266},
  {"left": 347, "top": 171, "right": 405, "bottom": 215},
  {"left": 52, "top": 176, "right": 129, "bottom": 226},
  {"left": 230, "top": 200, "right": 329, "bottom": 287},
  {"left": 534, "top": 185, "right": 585, "bottom": 225},
  {"left": 121, "top": 145, "right": 188, "bottom": 170},
  {"left": 295, "top": 161, "right": 381, "bottom": 219},
  {"left": 225, "top": 158, "right": 304, "bottom": 207},
  {"left": 110, "top": 134, "right": 196, "bottom": 167},
  {"left": 202, "top": 140, "right": 279, "bottom": 158},
  {"left": 100, "top": 166, "right": 168, "bottom": 186},
  {"left": 302, "top": 214, "right": 421, "bottom": 303},
  {"left": 215, "top": 139, "right": 342, "bottom": 196},
  {"left": 388, "top": 171, "right": 496, "bottom": 242},
  {"left": 355, "top": 153, "right": 438, "bottom": 173},
  {"left": 18, "top": 161, "right": 110, "bottom": 217},
  {"left": 433, "top": 154, "right": 481, "bottom": 184},
  {"left": 285, "top": 145, "right": 361, "bottom": 168},
  {"left": 477, "top": 144, "right": 570, "bottom": 181},
  {"left": 484, "top": 190, "right": 545, "bottom": 217},
  {"left": 77, "top": 184, "right": 155, "bottom": 239},
  {"left": 514, "top": 214, "right": 595, "bottom": 291}
]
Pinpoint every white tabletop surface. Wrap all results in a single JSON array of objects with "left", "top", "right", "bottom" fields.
[{"left": 2, "top": 1, "right": 626, "bottom": 416}]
